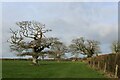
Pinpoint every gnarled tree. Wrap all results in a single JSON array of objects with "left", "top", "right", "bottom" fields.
[
  {"left": 8, "top": 21, "right": 52, "bottom": 65},
  {"left": 111, "top": 41, "right": 120, "bottom": 53},
  {"left": 111, "top": 41, "right": 120, "bottom": 65},
  {"left": 47, "top": 37, "right": 67, "bottom": 61},
  {"left": 69, "top": 37, "right": 100, "bottom": 58}
]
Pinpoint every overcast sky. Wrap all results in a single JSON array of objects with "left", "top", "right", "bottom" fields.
[{"left": 2, "top": 2, "right": 118, "bottom": 58}]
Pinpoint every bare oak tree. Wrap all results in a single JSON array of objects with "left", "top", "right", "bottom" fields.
[
  {"left": 48, "top": 37, "right": 67, "bottom": 61},
  {"left": 8, "top": 21, "right": 52, "bottom": 65},
  {"left": 111, "top": 41, "right": 120, "bottom": 53},
  {"left": 69, "top": 37, "right": 100, "bottom": 58}
]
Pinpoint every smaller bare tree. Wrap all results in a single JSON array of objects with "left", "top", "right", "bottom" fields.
[
  {"left": 111, "top": 41, "right": 120, "bottom": 53},
  {"left": 48, "top": 37, "right": 67, "bottom": 61},
  {"left": 111, "top": 41, "right": 120, "bottom": 65},
  {"left": 69, "top": 37, "right": 100, "bottom": 58}
]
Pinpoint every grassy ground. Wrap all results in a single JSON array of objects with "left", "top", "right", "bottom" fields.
[{"left": 2, "top": 60, "right": 105, "bottom": 78}]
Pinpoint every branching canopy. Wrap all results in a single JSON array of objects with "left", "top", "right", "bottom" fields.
[
  {"left": 111, "top": 41, "right": 120, "bottom": 53},
  {"left": 69, "top": 37, "right": 100, "bottom": 57},
  {"left": 8, "top": 21, "right": 52, "bottom": 57}
]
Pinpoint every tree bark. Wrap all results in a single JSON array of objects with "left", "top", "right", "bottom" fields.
[
  {"left": 56, "top": 54, "right": 60, "bottom": 62},
  {"left": 41, "top": 55, "right": 44, "bottom": 60},
  {"left": 87, "top": 54, "right": 92, "bottom": 58},
  {"left": 57, "top": 59, "right": 60, "bottom": 62},
  {"left": 32, "top": 56, "right": 39, "bottom": 65}
]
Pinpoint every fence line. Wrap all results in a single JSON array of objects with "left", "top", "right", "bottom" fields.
[{"left": 86, "top": 53, "right": 120, "bottom": 78}]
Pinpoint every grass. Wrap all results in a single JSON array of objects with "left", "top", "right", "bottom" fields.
[{"left": 2, "top": 60, "right": 106, "bottom": 78}]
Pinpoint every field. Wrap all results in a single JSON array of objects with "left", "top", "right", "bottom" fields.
[{"left": 2, "top": 60, "right": 106, "bottom": 78}]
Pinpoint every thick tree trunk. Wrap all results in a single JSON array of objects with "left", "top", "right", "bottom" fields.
[
  {"left": 57, "top": 58, "right": 60, "bottom": 62},
  {"left": 41, "top": 55, "right": 44, "bottom": 60},
  {"left": 32, "top": 56, "right": 39, "bottom": 65},
  {"left": 87, "top": 54, "right": 92, "bottom": 58},
  {"left": 56, "top": 54, "right": 60, "bottom": 62}
]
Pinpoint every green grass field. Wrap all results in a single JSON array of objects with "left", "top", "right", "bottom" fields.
[{"left": 2, "top": 60, "right": 106, "bottom": 78}]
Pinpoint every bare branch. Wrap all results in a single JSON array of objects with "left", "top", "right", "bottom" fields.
[
  {"left": 69, "top": 37, "right": 100, "bottom": 58},
  {"left": 9, "top": 21, "right": 53, "bottom": 64}
]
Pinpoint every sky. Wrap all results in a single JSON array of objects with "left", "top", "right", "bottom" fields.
[{"left": 1, "top": 2, "right": 118, "bottom": 58}]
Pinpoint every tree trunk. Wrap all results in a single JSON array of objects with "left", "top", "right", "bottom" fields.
[
  {"left": 57, "top": 59, "right": 60, "bottom": 62},
  {"left": 32, "top": 56, "right": 39, "bottom": 65},
  {"left": 87, "top": 54, "right": 92, "bottom": 58},
  {"left": 56, "top": 55, "right": 60, "bottom": 62},
  {"left": 41, "top": 55, "right": 44, "bottom": 60}
]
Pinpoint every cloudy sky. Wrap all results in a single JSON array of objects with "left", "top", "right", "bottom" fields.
[{"left": 2, "top": 2, "right": 118, "bottom": 58}]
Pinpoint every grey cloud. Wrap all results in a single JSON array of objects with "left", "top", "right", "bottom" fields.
[{"left": 2, "top": 2, "right": 118, "bottom": 57}]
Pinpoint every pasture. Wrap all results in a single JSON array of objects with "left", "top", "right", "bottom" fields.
[{"left": 2, "top": 60, "right": 106, "bottom": 78}]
